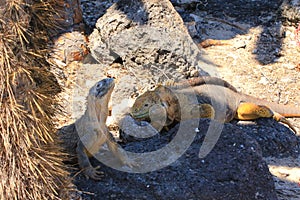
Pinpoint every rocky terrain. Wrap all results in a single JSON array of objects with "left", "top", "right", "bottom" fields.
[{"left": 54, "top": 0, "right": 300, "bottom": 199}]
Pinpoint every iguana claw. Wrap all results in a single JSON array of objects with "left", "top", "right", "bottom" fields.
[
  {"left": 83, "top": 166, "right": 104, "bottom": 180},
  {"left": 273, "top": 113, "right": 297, "bottom": 134}
]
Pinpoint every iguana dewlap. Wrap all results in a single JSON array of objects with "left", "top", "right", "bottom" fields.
[{"left": 131, "top": 76, "right": 300, "bottom": 134}]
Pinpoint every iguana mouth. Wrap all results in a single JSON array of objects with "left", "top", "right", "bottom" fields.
[{"left": 131, "top": 112, "right": 149, "bottom": 120}]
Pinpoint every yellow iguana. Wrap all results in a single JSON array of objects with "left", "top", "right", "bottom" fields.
[
  {"left": 130, "top": 76, "right": 300, "bottom": 134},
  {"left": 59, "top": 78, "right": 134, "bottom": 180}
]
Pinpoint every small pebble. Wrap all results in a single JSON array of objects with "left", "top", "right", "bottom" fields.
[{"left": 258, "top": 77, "right": 269, "bottom": 85}]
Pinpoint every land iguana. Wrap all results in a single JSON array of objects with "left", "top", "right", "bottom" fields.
[
  {"left": 59, "top": 78, "right": 133, "bottom": 180},
  {"left": 130, "top": 76, "right": 300, "bottom": 134}
]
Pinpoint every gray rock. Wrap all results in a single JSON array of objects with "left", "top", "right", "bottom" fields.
[
  {"left": 75, "top": 119, "right": 278, "bottom": 200},
  {"left": 80, "top": 0, "right": 117, "bottom": 29},
  {"left": 171, "top": 0, "right": 200, "bottom": 5},
  {"left": 52, "top": 0, "right": 83, "bottom": 35},
  {"left": 86, "top": 0, "right": 213, "bottom": 119},
  {"left": 234, "top": 118, "right": 300, "bottom": 158},
  {"left": 88, "top": 0, "right": 208, "bottom": 77}
]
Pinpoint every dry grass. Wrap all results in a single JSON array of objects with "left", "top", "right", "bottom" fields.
[{"left": 0, "top": 0, "right": 73, "bottom": 199}]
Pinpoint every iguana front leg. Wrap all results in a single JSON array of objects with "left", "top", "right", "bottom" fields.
[
  {"left": 76, "top": 141, "right": 104, "bottom": 180},
  {"left": 76, "top": 131, "right": 135, "bottom": 180},
  {"left": 181, "top": 103, "right": 215, "bottom": 121},
  {"left": 236, "top": 102, "right": 297, "bottom": 133}
]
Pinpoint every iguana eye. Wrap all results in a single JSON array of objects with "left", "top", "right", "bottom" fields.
[
  {"left": 144, "top": 103, "right": 149, "bottom": 107},
  {"left": 161, "top": 102, "right": 168, "bottom": 108}
]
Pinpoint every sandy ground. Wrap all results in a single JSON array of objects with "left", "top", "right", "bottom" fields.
[{"left": 196, "top": 18, "right": 300, "bottom": 200}]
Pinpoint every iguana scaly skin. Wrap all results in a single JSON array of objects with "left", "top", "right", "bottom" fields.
[
  {"left": 131, "top": 76, "right": 300, "bottom": 134},
  {"left": 59, "top": 78, "right": 133, "bottom": 180},
  {"left": 131, "top": 77, "right": 237, "bottom": 129}
]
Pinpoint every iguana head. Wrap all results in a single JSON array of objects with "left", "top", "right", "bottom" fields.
[
  {"left": 87, "top": 78, "right": 115, "bottom": 121},
  {"left": 89, "top": 78, "right": 115, "bottom": 98},
  {"left": 130, "top": 90, "right": 162, "bottom": 121}
]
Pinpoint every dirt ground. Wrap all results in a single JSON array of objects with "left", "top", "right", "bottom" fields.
[
  {"left": 208, "top": 29, "right": 300, "bottom": 198},
  {"left": 186, "top": 1, "right": 300, "bottom": 199},
  {"left": 199, "top": 27, "right": 300, "bottom": 199},
  {"left": 59, "top": 0, "right": 300, "bottom": 199}
]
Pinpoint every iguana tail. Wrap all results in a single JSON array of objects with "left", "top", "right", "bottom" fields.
[
  {"left": 172, "top": 76, "right": 238, "bottom": 92},
  {"left": 240, "top": 94, "right": 300, "bottom": 118}
]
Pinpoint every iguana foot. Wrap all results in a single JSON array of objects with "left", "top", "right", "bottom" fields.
[
  {"left": 121, "top": 158, "right": 138, "bottom": 168},
  {"left": 196, "top": 103, "right": 215, "bottom": 119},
  {"left": 273, "top": 113, "right": 297, "bottom": 134},
  {"left": 83, "top": 166, "right": 104, "bottom": 180},
  {"left": 182, "top": 103, "right": 215, "bottom": 120}
]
